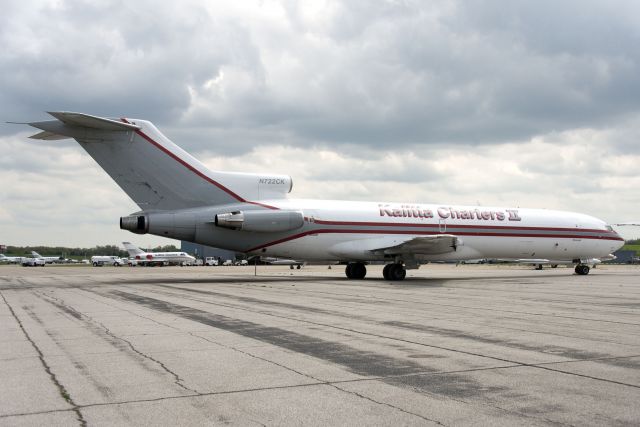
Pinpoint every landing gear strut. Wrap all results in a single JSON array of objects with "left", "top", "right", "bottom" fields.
[
  {"left": 383, "top": 263, "right": 406, "bottom": 281},
  {"left": 575, "top": 264, "right": 590, "bottom": 275},
  {"left": 345, "top": 262, "right": 367, "bottom": 279}
]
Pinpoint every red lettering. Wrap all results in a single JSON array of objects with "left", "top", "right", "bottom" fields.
[{"left": 437, "top": 208, "right": 450, "bottom": 219}]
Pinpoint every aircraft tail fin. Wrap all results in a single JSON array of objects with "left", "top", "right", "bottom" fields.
[
  {"left": 122, "top": 242, "right": 145, "bottom": 257},
  {"left": 24, "top": 112, "right": 292, "bottom": 211},
  {"left": 31, "top": 251, "right": 42, "bottom": 258}
]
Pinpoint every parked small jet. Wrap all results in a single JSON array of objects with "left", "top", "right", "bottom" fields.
[
  {"left": 0, "top": 254, "right": 25, "bottom": 264},
  {"left": 31, "top": 251, "right": 63, "bottom": 264},
  {"left": 22, "top": 112, "right": 625, "bottom": 279},
  {"left": 261, "top": 257, "right": 305, "bottom": 269},
  {"left": 514, "top": 257, "right": 611, "bottom": 270},
  {"left": 122, "top": 242, "right": 195, "bottom": 266}
]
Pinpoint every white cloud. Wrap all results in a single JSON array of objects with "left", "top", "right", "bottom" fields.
[{"left": 1, "top": 0, "right": 639, "bottom": 245}]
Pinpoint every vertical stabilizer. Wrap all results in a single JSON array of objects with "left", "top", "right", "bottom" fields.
[
  {"left": 122, "top": 242, "right": 145, "bottom": 257},
  {"left": 25, "top": 112, "right": 293, "bottom": 211}
]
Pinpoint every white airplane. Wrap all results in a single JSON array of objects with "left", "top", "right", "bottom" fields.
[
  {"left": 512, "top": 257, "right": 612, "bottom": 270},
  {"left": 22, "top": 112, "right": 625, "bottom": 279},
  {"left": 122, "top": 242, "right": 195, "bottom": 266},
  {"left": 0, "top": 254, "right": 25, "bottom": 263},
  {"left": 261, "top": 257, "right": 305, "bottom": 269},
  {"left": 31, "top": 251, "right": 63, "bottom": 264}
]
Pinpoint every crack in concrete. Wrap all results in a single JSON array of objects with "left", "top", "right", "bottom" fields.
[
  {"left": 0, "top": 291, "right": 87, "bottom": 427},
  {"left": 107, "top": 290, "right": 591, "bottom": 425},
  {"left": 189, "top": 331, "right": 445, "bottom": 425},
  {"left": 36, "top": 290, "right": 200, "bottom": 395},
  {"left": 147, "top": 286, "right": 640, "bottom": 390}
]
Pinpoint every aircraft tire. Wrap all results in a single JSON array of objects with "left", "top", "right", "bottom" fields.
[
  {"left": 345, "top": 262, "right": 366, "bottom": 279},
  {"left": 575, "top": 265, "right": 590, "bottom": 275},
  {"left": 345, "top": 264, "right": 353, "bottom": 278},
  {"left": 389, "top": 263, "right": 406, "bottom": 281},
  {"left": 383, "top": 264, "right": 392, "bottom": 280},
  {"left": 536, "top": 264, "right": 543, "bottom": 270},
  {"left": 297, "top": 265, "right": 301, "bottom": 269}
]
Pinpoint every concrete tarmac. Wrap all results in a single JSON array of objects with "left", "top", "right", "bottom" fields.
[{"left": 0, "top": 263, "right": 638, "bottom": 426}]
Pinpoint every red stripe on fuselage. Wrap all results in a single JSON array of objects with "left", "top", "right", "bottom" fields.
[
  {"left": 246, "top": 228, "right": 624, "bottom": 252},
  {"left": 120, "top": 118, "right": 278, "bottom": 210},
  {"left": 311, "top": 218, "right": 614, "bottom": 233}
]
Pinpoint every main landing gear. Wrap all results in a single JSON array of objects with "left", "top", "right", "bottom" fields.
[
  {"left": 575, "top": 264, "right": 590, "bottom": 275},
  {"left": 345, "top": 262, "right": 367, "bottom": 279},
  {"left": 383, "top": 263, "right": 406, "bottom": 281},
  {"left": 344, "top": 262, "right": 407, "bottom": 281}
]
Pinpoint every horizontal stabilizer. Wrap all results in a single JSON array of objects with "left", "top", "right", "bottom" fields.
[{"left": 46, "top": 111, "right": 140, "bottom": 131}]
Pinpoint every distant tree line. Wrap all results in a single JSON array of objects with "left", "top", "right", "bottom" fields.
[{"left": 2, "top": 244, "right": 180, "bottom": 259}]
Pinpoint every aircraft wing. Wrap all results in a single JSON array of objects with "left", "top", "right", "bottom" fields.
[{"left": 369, "top": 234, "right": 459, "bottom": 256}]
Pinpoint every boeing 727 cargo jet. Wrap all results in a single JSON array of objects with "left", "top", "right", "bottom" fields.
[{"left": 23, "top": 112, "right": 624, "bottom": 280}]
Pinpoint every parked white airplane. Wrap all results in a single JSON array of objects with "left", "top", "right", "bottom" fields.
[
  {"left": 122, "top": 242, "right": 195, "bottom": 266},
  {"left": 23, "top": 112, "right": 625, "bottom": 279},
  {"left": 261, "top": 257, "right": 305, "bottom": 269},
  {"left": 0, "top": 254, "right": 25, "bottom": 263},
  {"left": 513, "top": 257, "right": 610, "bottom": 270},
  {"left": 31, "top": 251, "right": 63, "bottom": 264}
]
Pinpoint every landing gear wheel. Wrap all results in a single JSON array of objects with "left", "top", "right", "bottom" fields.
[
  {"left": 575, "top": 265, "right": 590, "bottom": 275},
  {"left": 536, "top": 264, "right": 543, "bottom": 270},
  {"left": 383, "top": 264, "right": 392, "bottom": 280},
  {"left": 384, "top": 263, "right": 406, "bottom": 281},
  {"left": 345, "top": 262, "right": 366, "bottom": 279},
  {"left": 296, "top": 265, "right": 301, "bottom": 269}
]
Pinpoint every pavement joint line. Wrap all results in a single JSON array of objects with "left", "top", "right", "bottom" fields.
[
  {"left": 256, "top": 286, "right": 640, "bottom": 326},
  {"left": 71, "top": 288, "right": 184, "bottom": 331},
  {"left": 134, "top": 286, "right": 640, "bottom": 390},
  {"left": 158, "top": 284, "right": 640, "bottom": 349},
  {"left": 189, "top": 330, "right": 447, "bottom": 425},
  {"left": 0, "top": 290, "right": 87, "bottom": 427},
  {"left": 0, "top": 362, "right": 543, "bottom": 421},
  {"left": 34, "top": 290, "right": 201, "bottom": 396},
  {"left": 76, "top": 287, "right": 448, "bottom": 424}
]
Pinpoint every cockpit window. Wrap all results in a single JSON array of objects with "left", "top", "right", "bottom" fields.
[{"left": 606, "top": 225, "right": 614, "bottom": 231}]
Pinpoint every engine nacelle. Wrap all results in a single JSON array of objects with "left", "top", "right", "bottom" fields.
[
  {"left": 120, "top": 212, "right": 196, "bottom": 240},
  {"left": 120, "top": 215, "right": 148, "bottom": 234},
  {"left": 215, "top": 210, "right": 304, "bottom": 232}
]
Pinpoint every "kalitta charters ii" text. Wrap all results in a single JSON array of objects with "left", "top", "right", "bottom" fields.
[{"left": 378, "top": 204, "right": 522, "bottom": 221}]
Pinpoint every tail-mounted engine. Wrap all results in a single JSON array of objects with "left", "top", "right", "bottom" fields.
[
  {"left": 215, "top": 210, "right": 304, "bottom": 232},
  {"left": 120, "top": 215, "right": 148, "bottom": 234}
]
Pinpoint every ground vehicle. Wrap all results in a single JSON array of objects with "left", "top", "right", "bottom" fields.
[
  {"left": 222, "top": 259, "right": 234, "bottom": 266},
  {"left": 204, "top": 257, "right": 219, "bottom": 266},
  {"left": 235, "top": 260, "right": 249, "bottom": 266},
  {"left": 91, "top": 256, "right": 124, "bottom": 266},
  {"left": 127, "top": 257, "right": 138, "bottom": 266},
  {"left": 22, "top": 258, "right": 46, "bottom": 267}
]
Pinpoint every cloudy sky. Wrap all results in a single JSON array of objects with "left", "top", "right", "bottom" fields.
[{"left": 1, "top": 0, "right": 639, "bottom": 248}]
